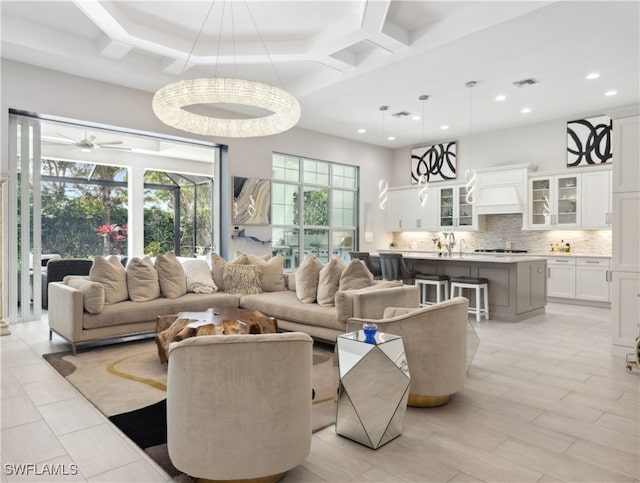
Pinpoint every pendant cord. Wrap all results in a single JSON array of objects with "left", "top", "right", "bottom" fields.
[
  {"left": 244, "top": 0, "right": 284, "bottom": 88},
  {"left": 183, "top": 0, "right": 216, "bottom": 75},
  {"left": 214, "top": 0, "right": 225, "bottom": 78}
]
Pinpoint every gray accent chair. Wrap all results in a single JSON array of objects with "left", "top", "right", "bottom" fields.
[
  {"left": 347, "top": 297, "right": 470, "bottom": 407},
  {"left": 167, "top": 332, "right": 313, "bottom": 482}
]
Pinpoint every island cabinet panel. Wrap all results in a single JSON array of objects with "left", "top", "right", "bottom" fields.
[
  {"left": 517, "top": 261, "right": 547, "bottom": 313},
  {"left": 377, "top": 253, "right": 547, "bottom": 321},
  {"left": 477, "top": 265, "right": 511, "bottom": 308}
]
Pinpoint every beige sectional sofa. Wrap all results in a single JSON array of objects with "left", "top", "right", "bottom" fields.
[{"left": 48, "top": 253, "right": 419, "bottom": 353}]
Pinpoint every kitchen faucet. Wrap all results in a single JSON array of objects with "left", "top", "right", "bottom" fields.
[{"left": 444, "top": 232, "right": 456, "bottom": 257}]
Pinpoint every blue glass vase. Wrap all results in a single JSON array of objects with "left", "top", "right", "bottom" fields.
[{"left": 363, "top": 323, "right": 378, "bottom": 344}]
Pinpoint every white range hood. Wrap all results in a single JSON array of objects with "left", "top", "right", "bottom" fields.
[{"left": 474, "top": 164, "right": 536, "bottom": 215}]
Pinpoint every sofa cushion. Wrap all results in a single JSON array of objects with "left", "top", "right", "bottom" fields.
[
  {"left": 223, "top": 264, "right": 262, "bottom": 295},
  {"left": 155, "top": 253, "right": 188, "bottom": 299},
  {"left": 240, "top": 291, "right": 344, "bottom": 332},
  {"left": 295, "top": 255, "right": 323, "bottom": 303},
  {"left": 65, "top": 276, "right": 105, "bottom": 314},
  {"left": 90, "top": 256, "right": 129, "bottom": 304},
  {"left": 126, "top": 257, "right": 161, "bottom": 302},
  {"left": 211, "top": 253, "right": 248, "bottom": 291},
  {"left": 246, "top": 254, "right": 286, "bottom": 292},
  {"left": 182, "top": 259, "right": 217, "bottom": 294},
  {"left": 317, "top": 257, "right": 346, "bottom": 307},
  {"left": 82, "top": 292, "right": 242, "bottom": 330},
  {"left": 338, "top": 259, "right": 374, "bottom": 291}
]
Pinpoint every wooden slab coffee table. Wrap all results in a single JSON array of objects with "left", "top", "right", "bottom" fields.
[{"left": 155, "top": 307, "right": 278, "bottom": 363}]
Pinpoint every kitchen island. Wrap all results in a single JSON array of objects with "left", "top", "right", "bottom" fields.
[{"left": 374, "top": 251, "right": 547, "bottom": 322}]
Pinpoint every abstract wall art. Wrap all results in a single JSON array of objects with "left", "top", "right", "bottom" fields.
[
  {"left": 567, "top": 115, "right": 613, "bottom": 167},
  {"left": 410, "top": 142, "right": 457, "bottom": 183},
  {"left": 232, "top": 177, "right": 271, "bottom": 225}
]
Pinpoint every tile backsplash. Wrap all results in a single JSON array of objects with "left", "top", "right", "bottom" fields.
[{"left": 390, "top": 214, "right": 612, "bottom": 256}]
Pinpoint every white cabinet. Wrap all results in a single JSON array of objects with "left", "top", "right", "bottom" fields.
[
  {"left": 580, "top": 169, "right": 612, "bottom": 229},
  {"left": 547, "top": 257, "right": 576, "bottom": 298},
  {"left": 529, "top": 174, "right": 580, "bottom": 229},
  {"left": 612, "top": 192, "right": 640, "bottom": 272},
  {"left": 438, "top": 185, "right": 477, "bottom": 231},
  {"left": 385, "top": 187, "right": 438, "bottom": 231},
  {"left": 612, "top": 116, "right": 640, "bottom": 193},
  {"left": 611, "top": 271, "right": 639, "bottom": 348},
  {"left": 385, "top": 190, "right": 403, "bottom": 231},
  {"left": 611, "top": 114, "right": 640, "bottom": 351},
  {"left": 575, "top": 257, "right": 611, "bottom": 302}
]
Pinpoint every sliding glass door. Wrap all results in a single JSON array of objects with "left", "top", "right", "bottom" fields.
[{"left": 7, "top": 114, "right": 43, "bottom": 322}]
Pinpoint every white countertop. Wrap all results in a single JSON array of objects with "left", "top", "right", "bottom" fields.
[
  {"left": 380, "top": 248, "right": 611, "bottom": 259},
  {"left": 374, "top": 251, "right": 547, "bottom": 263}
]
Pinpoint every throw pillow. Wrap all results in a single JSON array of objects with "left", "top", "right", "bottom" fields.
[
  {"left": 155, "top": 253, "right": 188, "bottom": 299},
  {"left": 89, "top": 256, "right": 129, "bottom": 304},
  {"left": 339, "top": 259, "right": 375, "bottom": 291},
  {"left": 211, "top": 253, "right": 248, "bottom": 291},
  {"left": 182, "top": 258, "right": 217, "bottom": 294},
  {"left": 246, "top": 254, "right": 286, "bottom": 292},
  {"left": 317, "top": 257, "right": 346, "bottom": 307},
  {"left": 223, "top": 264, "right": 262, "bottom": 295},
  {"left": 126, "top": 257, "right": 161, "bottom": 302},
  {"left": 295, "top": 255, "right": 323, "bottom": 303},
  {"left": 65, "top": 276, "right": 105, "bottom": 314}
]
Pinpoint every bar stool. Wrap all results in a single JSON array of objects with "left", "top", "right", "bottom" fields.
[
  {"left": 378, "top": 253, "right": 415, "bottom": 284},
  {"left": 415, "top": 274, "right": 450, "bottom": 307},
  {"left": 450, "top": 276, "right": 489, "bottom": 322}
]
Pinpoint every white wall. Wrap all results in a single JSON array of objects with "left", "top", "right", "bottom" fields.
[
  {"left": 390, "top": 118, "right": 582, "bottom": 187},
  {"left": 1, "top": 60, "right": 394, "bottom": 257}
]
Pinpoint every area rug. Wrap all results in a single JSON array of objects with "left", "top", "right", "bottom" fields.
[{"left": 43, "top": 337, "right": 338, "bottom": 478}]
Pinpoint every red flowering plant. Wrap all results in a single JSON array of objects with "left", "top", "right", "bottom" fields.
[{"left": 96, "top": 224, "right": 128, "bottom": 255}]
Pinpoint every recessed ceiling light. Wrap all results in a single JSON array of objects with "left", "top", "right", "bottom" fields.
[
  {"left": 521, "top": 107, "right": 532, "bottom": 114},
  {"left": 387, "top": 136, "right": 396, "bottom": 141},
  {"left": 605, "top": 89, "right": 618, "bottom": 96},
  {"left": 440, "top": 125, "right": 449, "bottom": 130},
  {"left": 495, "top": 94, "right": 507, "bottom": 101},
  {"left": 411, "top": 115, "right": 421, "bottom": 121},
  {"left": 357, "top": 128, "right": 366, "bottom": 134},
  {"left": 586, "top": 72, "right": 600, "bottom": 80}
]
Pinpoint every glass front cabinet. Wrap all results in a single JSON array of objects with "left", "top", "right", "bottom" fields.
[
  {"left": 438, "top": 185, "right": 476, "bottom": 230},
  {"left": 529, "top": 174, "right": 579, "bottom": 229}
]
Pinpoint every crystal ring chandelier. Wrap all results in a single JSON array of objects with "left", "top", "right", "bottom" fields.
[
  {"left": 153, "top": 78, "right": 301, "bottom": 138},
  {"left": 152, "top": 0, "right": 301, "bottom": 138}
]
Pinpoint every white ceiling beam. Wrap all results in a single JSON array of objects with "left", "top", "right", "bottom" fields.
[{"left": 97, "top": 35, "right": 133, "bottom": 59}]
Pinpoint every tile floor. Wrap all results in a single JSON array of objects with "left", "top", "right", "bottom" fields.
[{"left": 1, "top": 303, "right": 638, "bottom": 482}]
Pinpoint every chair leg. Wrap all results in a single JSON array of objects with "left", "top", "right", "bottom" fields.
[
  {"left": 483, "top": 285, "right": 489, "bottom": 320},
  {"left": 444, "top": 282, "right": 449, "bottom": 300},
  {"left": 475, "top": 286, "right": 481, "bottom": 322}
]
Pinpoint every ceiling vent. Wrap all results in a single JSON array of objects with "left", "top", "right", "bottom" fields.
[
  {"left": 392, "top": 111, "right": 411, "bottom": 118},
  {"left": 513, "top": 78, "right": 539, "bottom": 88}
]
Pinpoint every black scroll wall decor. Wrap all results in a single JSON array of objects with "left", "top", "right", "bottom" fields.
[
  {"left": 410, "top": 142, "right": 457, "bottom": 184},
  {"left": 566, "top": 115, "right": 613, "bottom": 167}
]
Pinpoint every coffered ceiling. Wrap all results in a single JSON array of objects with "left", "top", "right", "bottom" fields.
[{"left": 2, "top": 1, "right": 639, "bottom": 147}]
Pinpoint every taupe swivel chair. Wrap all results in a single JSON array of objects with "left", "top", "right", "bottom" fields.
[
  {"left": 378, "top": 252, "right": 415, "bottom": 284},
  {"left": 167, "top": 332, "right": 313, "bottom": 482},
  {"left": 349, "top": 251, "right": 382, "bottom": 279},
  {"left": 347, "top": 297, "right": 470, "bottom": 407}
]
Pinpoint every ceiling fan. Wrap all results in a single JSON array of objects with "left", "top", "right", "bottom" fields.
[{"left": 43, "top": 131, "right": 131, "bottom": 152}]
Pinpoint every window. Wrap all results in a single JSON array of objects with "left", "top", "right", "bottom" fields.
[
  {"left": 271, "top": 153, "right": 358, "bottom": 268},
  {"left": 143, "top": 171, "right": 214, "bottom": 257}
]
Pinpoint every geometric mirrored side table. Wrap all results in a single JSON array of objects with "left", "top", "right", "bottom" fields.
[{"left": 336, "top": 330, "right": 410, "bottom": 449}]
